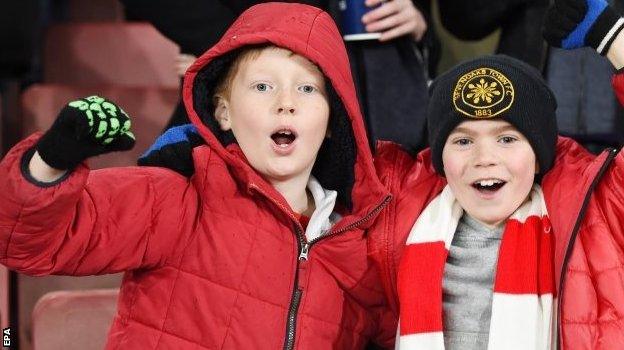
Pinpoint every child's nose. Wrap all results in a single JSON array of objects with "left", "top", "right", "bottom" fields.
[
  {"left": 277, "top": 106, "right": 296, "bottom": 114},
  {"left": 276, "top": 92, "right": 296, "bottom": 115},
  {"left": 474, "top": 146, "right": 498, "bottom": 167}
]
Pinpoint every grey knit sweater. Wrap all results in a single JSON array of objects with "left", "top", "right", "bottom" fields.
[{"left": 442, "top": 214, "right": 504, "bottom": 349}]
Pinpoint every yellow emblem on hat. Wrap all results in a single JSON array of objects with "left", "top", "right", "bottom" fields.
[{"left": 453, "top": 67, "right": 514, "bottom": 119}]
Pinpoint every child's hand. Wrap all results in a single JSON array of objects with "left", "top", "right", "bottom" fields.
[
  {"left": 36, "top": 96, "right": 136, "bottom": 170},
  {"left": 361, "top": 0, "right": 427, "bottom": 42},
  {"left": 543, "top": 0, "right": 624, "bottom": 54}
]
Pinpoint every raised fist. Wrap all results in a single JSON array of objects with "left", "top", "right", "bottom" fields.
[
  {"left": 36, "top": 96, "right": 136, "bottom": 169},
  {"left": 543, "top": 0, "right": 624, "bottom": 54}
]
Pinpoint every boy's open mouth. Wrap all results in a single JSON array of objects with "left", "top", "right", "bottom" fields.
[
  {"left": 271, "top": 128, "right": 297, "bottom": 147},
  {"left": 471, "top": 179, "right": 506, "bottom": 193}
]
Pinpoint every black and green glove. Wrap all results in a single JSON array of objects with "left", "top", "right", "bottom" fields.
[{"left": 36, "top": 95, "right": 136, "bottom": 170}]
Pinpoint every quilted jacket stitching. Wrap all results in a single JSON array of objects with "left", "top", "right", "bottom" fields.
[
  {"left": 140, "top": 174, "right": 158, "bottom": 267},
  {"left": 561, "top": 316, "right": 624, "bottom": 325},
  {"left": 219, "top": 225, "right": 260, "bottom": 348},
  {"left": 125, "top": 317, "right": 212, "bottom": 349},
  {"left": 70, "top": 188, "right": 99, "bottom": 275},
  {"left": 3, "top": 202, "right": 24, "bottom": 266},
  {"left": 172, "top": 268, "right": 372, "bottom": 335},
  {"left": 154, "top": 250, "right": 186, "bottom": 347}
]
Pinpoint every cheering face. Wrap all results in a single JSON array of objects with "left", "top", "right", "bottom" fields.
[
  {"left": 442, "top": 119, "right": 539, "bottom": 228},
  {"left": 214, "top": 48, "right": 330, "bottom": 184}
]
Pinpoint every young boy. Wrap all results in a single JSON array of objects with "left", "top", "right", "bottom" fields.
[
  {"left": 369, "top": 0, "right": 624, "bottom": 348},
  {"left": 0, "top": 3, "right": 395, "bottom": 349}
]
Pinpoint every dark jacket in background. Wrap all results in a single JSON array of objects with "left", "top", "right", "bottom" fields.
[
  {"left": 546, "top": 47, "right": 624, "bottom": 152},
  {"left": 437, "top": 0, "right": 549, "bottom": 70},
  {"left": 337, "top": 0, "right": 439, "bottom": 154}
]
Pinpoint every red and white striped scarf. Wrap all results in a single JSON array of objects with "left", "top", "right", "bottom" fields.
[{"left": 397, "top": 185, "right": 556, "bottom": 349}]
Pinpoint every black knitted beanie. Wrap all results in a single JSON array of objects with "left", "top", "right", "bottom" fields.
[{"left": 427, "top": 54, "right": 558, "bottom": 176}]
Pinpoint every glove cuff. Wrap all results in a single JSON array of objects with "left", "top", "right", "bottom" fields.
[
  {"left": 21, "top": 147, "right": 73, "bottom": 187},
  {"left": 36, "top": 131, "right": 87, "bottom": 170},
  {"left": 588, "top": 6, "right": 624, "bottom": 54}
]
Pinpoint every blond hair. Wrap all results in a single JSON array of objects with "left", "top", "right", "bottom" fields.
[
  {"left": 213, "top": 45, "right": 297, "bottom": 102},
  {"left": 212, "top": 44, "right": 323, "bottom": 104}
]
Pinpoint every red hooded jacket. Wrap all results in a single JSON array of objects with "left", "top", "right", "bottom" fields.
[
  {"left": 0, "top": 3, "right": 395, "bottom": 349},
  {"left": 369, "top": 73, "right": 624, "bottom": 349}
]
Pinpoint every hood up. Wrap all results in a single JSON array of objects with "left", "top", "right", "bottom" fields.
[{"left": 182, "top": 2, "right": 389, "bottom": 226}]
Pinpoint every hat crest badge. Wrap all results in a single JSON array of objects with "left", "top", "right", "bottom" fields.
[{"left": 453, "top": 67, "right": 514, "bottom": 119}]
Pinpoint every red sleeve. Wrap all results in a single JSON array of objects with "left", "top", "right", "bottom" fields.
[
  {"left": 611, "top": 69, "right": 624, "bottom": 106},
  {"left": 0, "top": 133, "right": 200, "bottom": 276},
  {"left": 595, "top": 149, "right": 624, "bottom": 246},
  {"left": 598, "top": 68, "right": 624, "bottom": 231},
  {"left": 605, "top": 71, "right": 624, "bottom": 241}
]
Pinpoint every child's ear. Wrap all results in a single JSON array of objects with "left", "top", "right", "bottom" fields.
[{"left": 213, "top": 95, "right": 232, "bottom": 131}]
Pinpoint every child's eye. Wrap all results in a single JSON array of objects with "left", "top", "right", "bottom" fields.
[
  {"left": 453, "top": 138, "right": 472, "bottom": 146},
  {"left": 254, "top": 83, "right": 271, "bottom": 92},
  {"left": 499, "top": 136, "right": 518, "bottom": 144},
  {"left": 298, "top": 85, "right": 316, "bottom": 94}
]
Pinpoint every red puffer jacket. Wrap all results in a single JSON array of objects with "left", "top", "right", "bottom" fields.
[
  {"left": 369, "top": 74, "right": 624, "bottom": 349},
  {"left": 0, "top": 3, "right": 395, "bottom": 349}
]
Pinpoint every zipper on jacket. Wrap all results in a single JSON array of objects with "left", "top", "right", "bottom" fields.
[
  {"left": 283, "top": 226, "right": 307, "bottom": 350},
  {"left": 283, "top": 288, "right": 303, "bottom": 349},
  {"left": 247, "top": 183, "right": 309, "bottom": 350},
  {"left": 556, "top": 148, "right": 617, "bottom": 350},
  {"left": 298, "top": 243, "right": 310, "bottom": 260},
  {"left": 282, "top": 194, "right": 392, "bottom": 350},
  {"left": 297, "top": 194, "right": 392, "bottom": 261}
]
